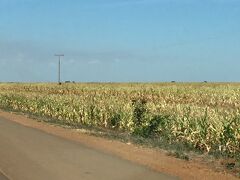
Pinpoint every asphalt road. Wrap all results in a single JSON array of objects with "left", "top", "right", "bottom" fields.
[{"left": 0, "top": 117, "right": 177, "bottom": 180}]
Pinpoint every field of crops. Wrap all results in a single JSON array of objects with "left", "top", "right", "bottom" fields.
[{"left": 0, "top": 83, "right": 239, "bottom": 158}]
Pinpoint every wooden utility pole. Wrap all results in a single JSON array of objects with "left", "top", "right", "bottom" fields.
[{"left": 55, "top": 54, "right": 64, "bottom": 85}]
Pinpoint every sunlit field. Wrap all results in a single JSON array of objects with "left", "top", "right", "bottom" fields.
[{"left": 0, "top": 82, "right": 239, "bottom": 158}]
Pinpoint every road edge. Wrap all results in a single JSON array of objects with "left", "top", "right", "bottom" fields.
[
  {"left": 0, "top": 169, "right": 10, "bottom": 180},
  {"left": 0, "top": 110, "right": 238, "bottom": 180}
]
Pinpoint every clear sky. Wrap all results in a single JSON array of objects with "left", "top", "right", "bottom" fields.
[{"left": 0, "top": 0, "right": 240, "bottom": 82}]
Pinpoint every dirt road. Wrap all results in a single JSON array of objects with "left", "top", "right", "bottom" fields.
[{"left": 0, "top": 117, "right": 177, "bottom": 180}]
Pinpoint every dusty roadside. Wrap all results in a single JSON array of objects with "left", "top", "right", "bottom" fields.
[{"left": 0, "top": 110, "right": 238, "bottom": 180}]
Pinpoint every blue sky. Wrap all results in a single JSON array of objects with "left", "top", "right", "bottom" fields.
[{"left": 0, "top": 0, "right": 240, "bottom": 82}]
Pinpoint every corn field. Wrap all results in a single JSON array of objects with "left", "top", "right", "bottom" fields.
[{"left": 0, "top": 83, "right": 239, "bottom": 157}]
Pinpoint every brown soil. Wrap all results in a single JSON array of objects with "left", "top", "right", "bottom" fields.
[{"left": 0, "top": 110, "right": 238, "bottom": 180}]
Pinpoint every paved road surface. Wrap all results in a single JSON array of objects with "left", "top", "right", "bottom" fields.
[{"left": 0, "top": 117, "right": 177, "bottom": 180}]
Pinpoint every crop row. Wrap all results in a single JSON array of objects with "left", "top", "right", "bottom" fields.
[{"left": 0, "top": 83, "right": 239, "bottom": 157}]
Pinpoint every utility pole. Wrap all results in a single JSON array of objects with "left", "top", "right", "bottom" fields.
[{"left": 55, "top": 54, "right": 64, "bottom": 85}]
